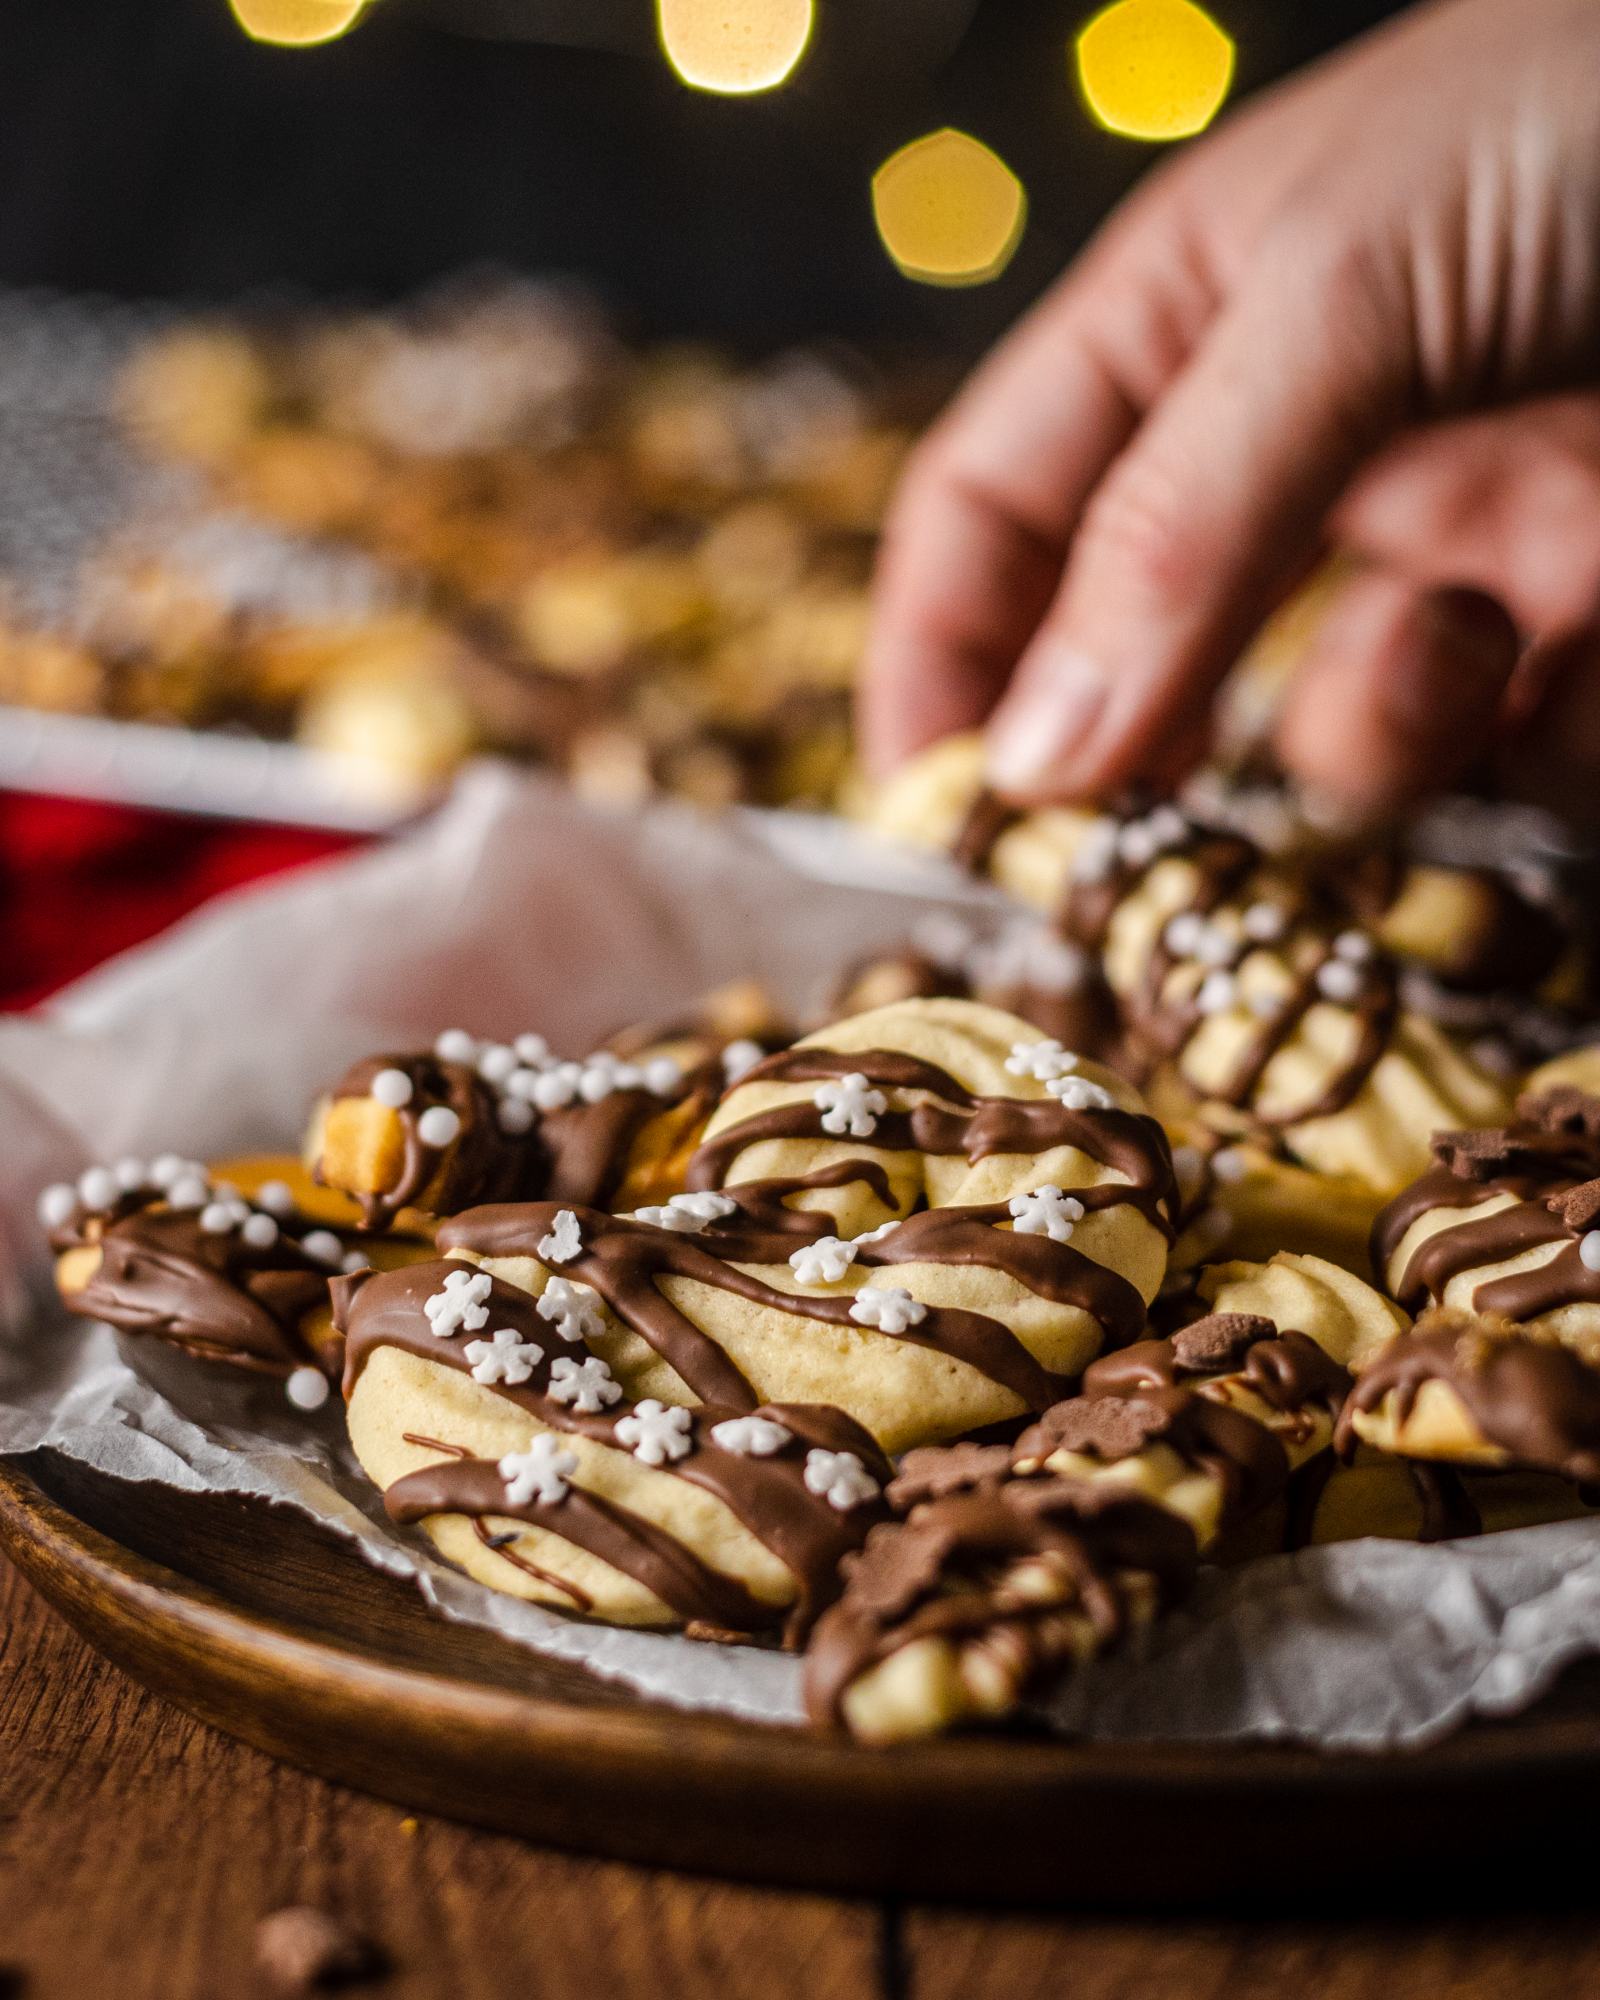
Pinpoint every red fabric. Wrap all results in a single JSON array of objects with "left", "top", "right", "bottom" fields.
[{"left": 0, "top": 791, "right": 363, "bottom": 1010}]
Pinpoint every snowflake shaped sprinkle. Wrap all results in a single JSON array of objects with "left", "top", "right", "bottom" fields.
[
  {"left": 1162, "top": 911, "right": 1207, "bottom": 959},
  {"left": 370, "top": 1067, "right": 414, "bottom": 1109},
  {"left": 722, "top": 1038, "right": 765, "bottom": 1085},
  {"left": 285, "top": 1366, "right": 331, "bottom": 1412},
  {"left": 1005, "top": 1038, "right": 1079, "bottom": 1082},
  {"left": 434, "top": 1028, "right": 480, "bottom": 1064},
  {"left": 1007, "top": 1185, "right": 1086, "bottom": 1242},
  {"left": 464, "top": 1327, "right": 544, "bottom": 1386},
  {"left": 614, "top": 1398, "right": 694, "bottom": 1465},
  {"left": 36, "top": 1183, "right": 79, "bottom": 1230},
  {"left": 499, "top": 1436, "right": 578, "bottom": 1506},
  {"left": 631, "top": 1191, "right": 739, "bottom": 1233},
  {"left": 416, "top": 1105, "right": 461, "bottom": 1149},
  {"left": 710, "top": 1415, "right": 793, "bottom": 1457},
  {"left": 814, "top": 1073, "right": 888, "bottom": 1139},
  {"left": 538, "top": 1209, "right": 583, "bottom": 1265},
  {"left": 1242, "top": 901, "right": 1288, "bottom": 944},
  {"left": 1581, "top": 1233, "right": 1600, "bottom": 1274},
  {"left": 803, "top": 1448, "right": 880, "bottom": 1512},
  {"left": 547, "top": 1354, "right": 621, "bottom": 1413},
  {"left": 1194, "top": 970, "right": 1238, "bottom": 1015},
  {"left": 1069, "top": 820, "right": 1120, "bottom": 884},
  {"left": 789, "top": 1235, "right": 857, "bottom": 1285},
  {"left": 77, "top": 1165, "right": 121, "bottom": 1213},
  {"left": 1333, "top": 929, "right": 1376, "bottom": 964},
  {"left": 1315, "top": 959, "right": 1364, "bottom": 1005},
  {"left": 1193, "top": 922, "right": 1240, "bottom": 969},
  {"left": 848, "top": 1285, "right": 927, "bottom": 1334},
  {"left": 424, "top": 1267, "right": 493, "bottom": 1338},
  {"left": 1046, "top": 1075, "right": 1116, "bottom": 1111},
  {"left": 300, "top": 1229, "right": 347, "bottom": 1268},
  {"left": 536, "top": 1276, "right": 606, "bottom": 1344}
]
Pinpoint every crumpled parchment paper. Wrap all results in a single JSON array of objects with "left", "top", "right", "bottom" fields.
[{"left": 7, "top": 762, "right": 1600, "bottom": 1746}]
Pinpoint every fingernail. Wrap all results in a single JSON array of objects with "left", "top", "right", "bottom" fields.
[{"left": 984, "top": 647, "right": 1109, "bottom": 796}]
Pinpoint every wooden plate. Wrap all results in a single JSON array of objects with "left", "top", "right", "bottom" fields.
[{"left": 5, "top": 1448, "right": 1599, "bottom": 1908}]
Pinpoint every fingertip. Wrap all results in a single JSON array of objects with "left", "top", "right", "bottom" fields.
[{"left": 1275, "top": 574, "right": 1519, "bottom": 812}]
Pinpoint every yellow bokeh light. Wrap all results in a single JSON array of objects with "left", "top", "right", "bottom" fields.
[
  {"left": 657, "top": 0, "right": 815, "bottom": 95},
  {"left": 228, "top": 0, "right": 366, "bottom": 47},
  {"left": 1076, "top": 0, "right": 1235, "bottom": 142},
  {"left": 871, "top": 129, "right": 1027, "bottom": 289}
]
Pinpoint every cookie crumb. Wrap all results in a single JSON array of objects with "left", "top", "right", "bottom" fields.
[{"left": 254, "top": 1907, "right": 381, "bottom": 1991}]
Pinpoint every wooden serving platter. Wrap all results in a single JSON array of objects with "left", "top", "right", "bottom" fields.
[{"left": 5, "top": 1448, "right": 1600, "bottom": 1909}]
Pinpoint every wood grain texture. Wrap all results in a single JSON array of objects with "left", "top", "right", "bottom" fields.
[
  {"left": 10, "top": 1452, "right": 1600, "bottom": 1914},
  {"left": 0, "top": 1555, "right": 883, "bottom": 2000}
]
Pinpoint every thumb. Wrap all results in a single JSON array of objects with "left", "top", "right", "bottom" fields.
[{"left": 984, "top": 233, "right": 1412, "bottom": 801}]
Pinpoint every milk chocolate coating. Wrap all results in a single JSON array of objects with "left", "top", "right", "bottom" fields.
[{"left": 336, "top": 1259, "right": 891, "bottom": 1642}]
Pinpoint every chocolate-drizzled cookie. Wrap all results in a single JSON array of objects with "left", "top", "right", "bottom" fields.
[
  {"left": 336, "top": 1259, "right": 891, "bottom": 1640},
  {"left": 803, "top": 1261, "right": 1390, "bottom": 1740},
  {"left": 309, "top": 1027, "right": 722, "bottom": 1229},
  {"left": 41, "top": 1154, "right": 417, "bottom": 1398},
  {"left": 441, "top": 998, "right": 1181, "bottom": 1451}
]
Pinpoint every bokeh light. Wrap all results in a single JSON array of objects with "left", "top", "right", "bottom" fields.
[
  {"left": 657, "top": 0, "right": 815, "bottom": 95},
  {"left": 871, "top": 129, "right": 1027, "bottom": 289},
  {"left": 1075, "top": 0, "right": 1235, "bottom": 142},
  {"left": 228, "top": 0, "right": 366, "bottom": 46}
]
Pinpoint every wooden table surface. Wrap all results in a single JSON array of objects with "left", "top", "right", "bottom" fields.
[{"left": 4, "top": 1550, "right": 1597, "bottom": 2000}]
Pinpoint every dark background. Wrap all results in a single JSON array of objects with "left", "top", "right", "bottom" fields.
[{"left": 0, "top": 0, "right": 1403, "bottom": 352}]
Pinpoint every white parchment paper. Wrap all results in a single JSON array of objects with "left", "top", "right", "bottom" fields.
[{"left": 7, "top": 762, "right": 1600, "bottom": 1746}]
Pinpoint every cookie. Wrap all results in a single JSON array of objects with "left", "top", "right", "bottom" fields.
[
  {"left": 439, "top": 997, "right": 1179, "bottom": 1450},
  {"left": 336, "top": 1259, "right": 889, "bottom": 1637},
  {"left": 41, "top": 1151, "right": 427, "bottom": 1399},
  {"left": 804, "top": 1257, "right": 1383, "bottom": 1741},
  {"left": 307, "top": 1027, "right": 720, "bottom": 1228}
]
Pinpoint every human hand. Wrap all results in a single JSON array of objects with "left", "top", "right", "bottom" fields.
[{"left": 861, "top": 0, "right": 1600, "bottom": 823}]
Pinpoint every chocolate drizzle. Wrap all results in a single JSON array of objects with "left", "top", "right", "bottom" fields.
[
  {"left": 54, "top": 1193, "right": 345, "bottom": 1378},
  {"left": 337, "top": 1261, "right": 891, "bottom": 1640},
  {"left": 1339, "top": 1310, "right": 1600, "bottom": 1484},
  {"left": 325, "top": 1050, "right": 716, "bottom": 1229},
  {"left": 803, "top": 1477, "right": 1198, "bottom": 1729}
]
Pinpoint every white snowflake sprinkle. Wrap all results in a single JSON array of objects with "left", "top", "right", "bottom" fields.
[
  {"left": 849, "top": 1285, "right": 927, "bottom": 1334},
  {"left": 1334, "top": 929, "right": 1376, "bottom": 964},
  {"left": 113, "top": 1157, "right": 148, "bottom": 1192},
  {"left": 77, "top": 1166, "right": 121, "bottom": 1213},
  {"left": 1248, "top": 988, "right": 1287, "bottom": 1019},
  {"left": 165, "top": 1173, "right": 213, "bottom": 1212},
  {"left": 200, "top": 1198, "right": 249, "bottom": 1235},
  {"left": 536, "top": 1276, "right": 606, "bottom": 1344},
  {"left": 1046, "top": 1075, "right": 1116, "bottom": 1111},
  {"left": 1145, "top": 804, "right": 1189, "bottom": 848},
  {"left": 341, "top": 1250, "right": 370, "bottom": 1275},
  {"left": 465, "top": 1327, "right": 544, "bottom": 1386},
  {"left": 710, "top": 1415, "right": 793, "bottom": 1457},
  {"left": 532, "top": 1064, "right": 581, "bottom": 1111},
  {"left": 1194, "top": 922, "right": 1240, "bottom": 969},
  {"left": 1005, "top": 1037, "right": 1079, "bottom": 1082},
  {"left": 370, "top": 1067, "right": 414, "bottom": 1109},
  {"left": 803, "top": 1448, "right": 880, "bottom": 1512},
  {"left": 477, "top": 1044, "right": 518, "bottom": 1085},
  {"left": 1163, "top": 911, "right": 1207, "bottom": 959},
  {"left": 285, "top": 1366, "right": 331, "bottom": 1412},
  {"left": 547, "top": 1353, "right": 622, "bottom": 1412},
  {"left": 789, "top": 1235, "right": 858, "bottom": 1285},
  {"left": 1069, "top": 819, "right": 1119, "bottom": 884},
  {"left": 1315, "top": 959, "right": 1365, "bottom": 1005},
  {"left": 255, "top": 1179, "right": 296, "bottom": 1216},
  {"left": 614, "top": 1398, "right": 694, "bottom": 1465},
  {"left": 301, "top": 1229, "right": 346, "bottom": 1268},
  {"left": 500, "top": 1436, "right": 579, "bottom": 1506},
  {"left": 416, "top": 1105, "right": 461, "bottom": 1149},
  {"left": 424, "top": 1266, "right": 494, "bottom": 1337},
  {"left": 1242, "top": 901, "right": 1288, "bottom": 944},
  {"left": 514, "top": 1033, "right": 551, "bottom": 1067},
  {"left": 814, "top": 1073, "right": 888, "bottom": 1139},
  {"left": 240, "top": 1212, "right": 280, "bottom": 1250},
  {"left": 721, "top": 1038, "right": 765, "bottom": 1085},
  {"left": 1582, "top": 1233, "right": 1600, "bottom": 1274},
  {"left": 434, "top": 1028, "right": 480, "bottom": 1064},
  {"left": 630, "top": 1191, "right": 739, "bottom": 1233},
  {"left": 37, "top": 1183, "right": 79, "bottom": 1230},
  {"left": 497, "top": 1096, "right": 536, "bottom": 1136},
  {"left": 1211, "top": 1147, "right": 1249, "bottom": 1184},
  {"left": 148, "top": 1153, "right": 188, "bottom": 1190},
  {"left": 1007, "top": 1185, "right": 1086, "bottom": 1243},
  {"left": 538, "top": 1209, "right": 583, "bottom": 1265},
  {"left": 643, "top": 1056, "right": 683, "bottom": 1096},
  {"left": 1194, "top": 970, "right": 1238, "bottom": 1015}
]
